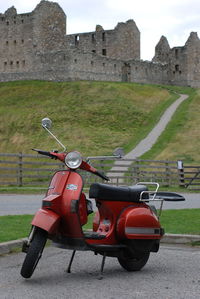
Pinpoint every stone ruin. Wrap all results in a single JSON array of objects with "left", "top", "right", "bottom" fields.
[{"left": 0, "top": 0, "right": 200, "bottom": 87}]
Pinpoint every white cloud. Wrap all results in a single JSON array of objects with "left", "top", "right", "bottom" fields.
[{"left": 0, "top": 0, "right": 200, "bottom": 60}]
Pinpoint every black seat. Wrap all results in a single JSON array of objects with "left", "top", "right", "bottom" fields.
[{"left": 89, "top": 183, "right": 149, "bottom": 202}]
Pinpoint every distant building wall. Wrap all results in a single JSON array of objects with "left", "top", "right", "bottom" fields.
[
  {"left": 66, "top": 19, "right": 140, "bottom": 61},
  {"left": 0, "top": 0, "right": 200, "bottom": 88},
  {"left": 0, "top": 6, "right": 34, "bottom": 73}
]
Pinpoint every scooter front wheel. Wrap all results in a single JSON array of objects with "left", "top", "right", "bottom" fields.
[
  {"left": 20, "top": 227, "right": 47, "bottom": 278},
  {"left": 118, "top": 251, "right": 150, "bottom": 272}
]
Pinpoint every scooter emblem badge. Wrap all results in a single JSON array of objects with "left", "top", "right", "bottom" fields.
[{"left": 66, "top": 184, "right": 78, "bottom": 190}]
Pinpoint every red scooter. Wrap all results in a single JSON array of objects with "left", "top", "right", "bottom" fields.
[{"left": 20, "top": 118, "right": 185, "bottom": 279}]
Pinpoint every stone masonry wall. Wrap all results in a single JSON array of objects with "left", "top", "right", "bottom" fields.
[
  {"left": 0, "top": 0, "right": 200, "bottom": 88},
  {"left": 0, "top": 7, "right": 34, "bottom": 73},
  {"left": 0, "top": 0, "right": 66, "bottom": 75},
  {"left": 66, "top": 19, "right": 140, "bottom": 61}
]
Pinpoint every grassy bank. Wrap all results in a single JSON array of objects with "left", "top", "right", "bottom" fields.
[
  {"left": 0, "top": 80, "right": 176, "bottom": 156},
  {"left": 0, "top": 210, "right": 199, "bottom": 243}
]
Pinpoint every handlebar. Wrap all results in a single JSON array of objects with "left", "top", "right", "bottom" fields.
[
  {"left": 86, "top": 155, "right": 122, "bottom": 161},
  {"left": 95, "top": 170, "right": 110, "bottom": 181},
  {"left": 32, "top": 149, "right": 67, "bottom": 162},
  {"left": 32, "top": 148, "right": 57, "bottom": 159},
  {"left": 33, "top": 149, "right": 110, "bottom": 181}
]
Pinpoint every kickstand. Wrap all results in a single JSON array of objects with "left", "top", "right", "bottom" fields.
[
  {"left": 98, "top": 252, "right": 106, "bottom": 280},
  {"left": 66, "top": 250, "right": 76, "bottom": 273}
]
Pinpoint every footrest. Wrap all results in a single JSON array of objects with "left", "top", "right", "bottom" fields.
[{"left": 84, "top": 231, "right": 106, "bottom": 240}]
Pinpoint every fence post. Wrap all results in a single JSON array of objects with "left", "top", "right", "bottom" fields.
[
  {"left": 18, "top": 152, "right": 23, "bottom": 187},
  {"left": 165, "top": 161, "right": 170, "bottom": 187},
  {"left": 177, "top": 160, "right": 185, "bottom": 187},
  {"left": 132, "top": 160, "right": 140, "bottom": 183}
]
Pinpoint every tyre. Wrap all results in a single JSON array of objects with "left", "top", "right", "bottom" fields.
[
  {"left": 20, "top": 228, "right": 47, "bottom": 278},
  {"left": 118, "top": 250, "right": 150, "bottom": 271}
]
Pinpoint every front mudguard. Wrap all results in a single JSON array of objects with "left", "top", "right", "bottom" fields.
[{"left": 31, "top": 208, "right": 60, "bottom": 235}]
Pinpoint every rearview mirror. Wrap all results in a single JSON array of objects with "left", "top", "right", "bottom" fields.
[
  {"left": 113, "top": 147, "right": 125, "bottom": 158},
  {"left": 42, "top": 118, "right": 52, "bottom": 130}
]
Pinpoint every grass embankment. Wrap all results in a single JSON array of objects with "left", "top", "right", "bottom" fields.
[
  {"left": 0, "top": 210, "right": 199, "bottom": 243},
  {"left": 0, "top": 215, "right": 32, "bottom": 242},
  {"left": 0, "top": 80, "right": 176, "bottom": 156}
]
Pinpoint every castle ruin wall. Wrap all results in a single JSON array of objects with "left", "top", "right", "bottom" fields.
[{"left": 0, "top": 1, "right": 200, "bottom": 88}]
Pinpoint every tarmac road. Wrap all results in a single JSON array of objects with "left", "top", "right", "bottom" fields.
[
  {"left": 0, "top": 244, "right": 199, "bottom": 299},
  {"left": 0, "top": 192, "right": 199, "bottom": 216},
  {"left": 0, "top": 193, "right": 43, "bottom": 216}
]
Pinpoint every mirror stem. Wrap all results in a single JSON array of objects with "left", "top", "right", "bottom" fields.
[{"left": 42, "top": 125, "right": 66, "bottom": 152}]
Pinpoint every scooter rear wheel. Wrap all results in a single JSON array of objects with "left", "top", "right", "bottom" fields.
[
  {"left": 118, "top": 251, "right": 150, "bottom": 271},
  {"left": 20, "top": 227, "right": 47, "bottom": 278}
]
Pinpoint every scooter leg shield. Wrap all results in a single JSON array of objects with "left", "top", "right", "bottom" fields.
[{"left": 31, "top": 208, "right": 60, "bottom": 234}]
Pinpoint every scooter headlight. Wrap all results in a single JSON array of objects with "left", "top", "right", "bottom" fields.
[{"left": 65, "top": 151, "right": 82, "bottom": 169}]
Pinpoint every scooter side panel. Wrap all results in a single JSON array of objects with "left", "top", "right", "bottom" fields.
[
  {"left": 31, "top": 208, "right": 60, "bottom": 234},
  {"left": 117, "top": 206, "right": 163, "bottom": 240}
]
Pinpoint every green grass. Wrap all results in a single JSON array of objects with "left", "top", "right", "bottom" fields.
[
  {"left": 0, "top": 215, "right": 33, "bottom": 242},
  {"left": 1, "top": 80, "right": 200, "bottom": 173},
  {"left": 0, "top": 210, "right": 199, "bottom": 243},
  {"left": 0, "top": 80, "right": 176, "bottom": 156},
  {"left": 160, "top": 209, "right": 200, "bottom": 235}
]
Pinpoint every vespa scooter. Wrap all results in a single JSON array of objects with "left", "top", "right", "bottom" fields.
[{"left": 20, "top": 118, "right": 185, "bottom": 279}]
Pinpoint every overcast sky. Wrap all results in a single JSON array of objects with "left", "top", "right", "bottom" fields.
[{"left": 1, "top": 0, "right": 200, "bottom": 60}]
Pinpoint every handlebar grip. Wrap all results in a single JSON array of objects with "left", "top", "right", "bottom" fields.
[
  {"left": 95, "top": 170, "right": 110, "bottom": 181},
  {"left": 32, "top": 149, "right": 57, "bottom": 159}
]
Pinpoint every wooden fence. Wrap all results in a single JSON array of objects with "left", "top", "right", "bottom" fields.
[{"left": 0, "top": 153, "right": 199, "bottom": 189}]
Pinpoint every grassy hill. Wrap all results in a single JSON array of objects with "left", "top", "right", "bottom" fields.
[{"left": 0, "top": 80, "right": 178, "bottom": 157}]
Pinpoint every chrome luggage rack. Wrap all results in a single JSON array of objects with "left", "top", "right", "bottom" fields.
[{"left": 137, "top": 182, "right": 164, "bottom": 217}]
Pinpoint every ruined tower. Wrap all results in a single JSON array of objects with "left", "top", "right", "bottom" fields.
[
  {"left": 184, "top": 32, "right": 200, "bottom": 87},
  {"left": 153, "top": 31, "right": 200, "bottom": 87},
  {"left": 153, "top": 35, "right": 170, "bottom": 63},
  {"left": 0, "top": 0, "right": 66, "bottom": 76}
]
